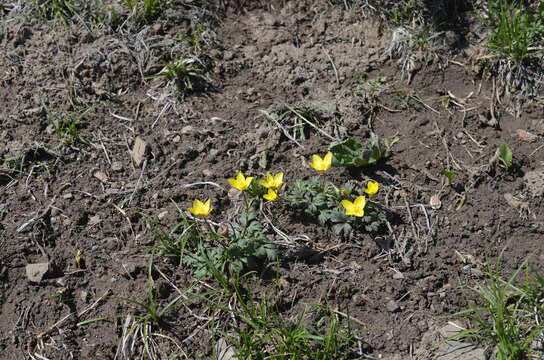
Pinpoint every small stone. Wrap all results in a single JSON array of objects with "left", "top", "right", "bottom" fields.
[
  {"left": 435, "top": 340, "right": 485, "bottom": 360},
  {"left": 26, "top": 262, "right": 49, "bottom": 283},
  {"left": 121, "top": 258, "right": 146, "bottom": 277},
  {"left": 88, "top": 215, "right": 101, "bottom": 226},
  {"left": 172, "top": 135, "right": 181, "bottom": 143},
  {"left": 157, "top": 210, "right": 168, "bottom": 220},
  {"left": 439, "top": 322, "right": 465, "bottom": 338},
  {"left": 516, "top": 129, "right": 538, "bottom": 142},
  {"left": 180, "top": 125, "right": 195, "bottom": 135},
  {"left": 430, "top": 194, "right": 442, "bottom": 210},
  {"left": 93, "top": 171, "right": 108, "bottom": 183},
  {"left": 386, "top": 300, "right": 400, "bottom": 313},
  {"left": 62, "top": 193, "right": 73, "bottom": 200},
  {"left": 111, "top": 161, "right": 123, "bottom": 171},
  {"left": 202, "top": 169, "right": 213, "bottom": 177},
  {"left": 80, "top": 290, "right": 89, "bottom": 303},
  {"left": 132, "top": 136, "right": 147, "bottom": 167},
  {"left": 393, "top": 272, "right": 405, "bottom": 280},
  {"left": 524, "top": 168, "right": 544, "bottom": 197}
]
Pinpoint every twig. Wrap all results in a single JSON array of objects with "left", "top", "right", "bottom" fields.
[
  {"left": 284, "top": 104, "right": 339, "bottom": 141},
  {"left": 259, "top": 110, "right": 305, "bottom": 149},
  {"left": 151, "top": 103, "right": 171, "bottom": 129},
  {"left": 331, "top": 309, "right": 365, "bottom": 326},
  {"left": 321, "top": 45, "right": 340, "bottom": 85},
  {"left": 529, "top": 142, "right": 544, "bottom": 157},
  {"left": 16, "top": 197, "right": 57, "bottom": 233},
  {"left": 78, "top": 289, "right": 111, "bottom": 317},
  {"left": 409, "top": 95, "right": 440, "bottom": 114},
  {"left": 404, "top": 197, "right": 419, "bottom": 240},
  {"left": 181, "top": 181, "right": 226, "bottom": 192},
  {"left": 128, "top": 159, "right": 147, "bottom": 205},
  {"left": 100, "top": 137, "right": 112, "bottom": 165},
  {"left": 110, "top": 112, "right": 134, "bottom": 122}
]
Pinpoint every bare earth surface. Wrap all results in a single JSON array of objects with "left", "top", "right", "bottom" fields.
[{"left": 1, "top": 1, "right": 543, "bottom": 359}]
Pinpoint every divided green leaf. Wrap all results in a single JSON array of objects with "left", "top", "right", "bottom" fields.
[{"left": 328, "top": 138, "right": 388, "bottom": 167}]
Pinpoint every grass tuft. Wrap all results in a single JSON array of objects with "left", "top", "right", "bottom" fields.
[{"left": 453, "top": 261, "right": 544, "bottom": 360}]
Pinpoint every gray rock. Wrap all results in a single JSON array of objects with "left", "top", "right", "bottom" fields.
[
  {"left": 435, "top": 340, "right": 485, "bottom": 360},
  {"left": 524, "top": 168, "right": 544, "bottom": 197},
  {"left": 26, "top": 262, "right": 49, "bottom": 283},
  {"left": 386, "top": 300, "right": 400, "bottom": 312},
  {"left": 439, "top": 322, "right": 465, "bottom": 338}
]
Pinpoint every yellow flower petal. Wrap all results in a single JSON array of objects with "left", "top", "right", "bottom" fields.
[
  {"left": 364, "top": 181, "right": 379, "bottom": 195},
  {"left": 263, "top": 188, "right": 277, "bottom": 201},
  {"left": 260, "top": 171, "right": 284, "bottom": 188},
  {"left": 354, "top": 195, "right": 366, "bottom": 208},
  {"left": 309, "top": 152, "right": 332, "bottom": 172},
  {"left": 341, "top": 200, "right": 354, "bottom": 213},
  {"left": 323, "top": 152, "right": 332, "bottom": 169},
  {"left": 188, "top": 199, "right": 212, "bottom": 217},
  {"left": 341, "top": 196, "right": 365, "bottom": 217},
  {"left": 272, "top": 172, "right": 284, "bottom": 187},
  {"left": 228, "top": 172, "right": 253, "bottom": 191}
]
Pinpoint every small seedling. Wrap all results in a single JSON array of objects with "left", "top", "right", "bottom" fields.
[
  {"left": 46, "top": 105, "right": 95, "bottom": 147},
  {"left": 149, "top": 59, "right": 211, "bottom": 93},
  {"left": 441, "top": 169, "right": 455, "bottom": 185},
  {"left": 498, "top": 143, "right": 513, "bottom": 170}
]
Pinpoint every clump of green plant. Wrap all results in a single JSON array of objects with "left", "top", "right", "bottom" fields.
[
  {"left": 497, "top": 143, "right": 513, "bottom": 170},
  {"left": 3, "top": 146, "right": 60, "bottom": 173},
  {"left": 150, "top": 59, "right": 211, "bottom": 93},
  {"left": 79, "top": 262, "right": 203, "bottom": 360},
  {"left": 328, "top": 137, "right": 395, "bottom": 168},
  {"left": 285, "top": 177, "right": 385, "bottom": 236},
  {"left": 222, "top": 286, "right": 362, "bottom": 360},
  {"left": 485, "top": 0, "right": 544, "bottom": 64},
  {"left": 46, "top": 106, "right": 94, "bottom": 147},
  {"left": 31, "top": 0, "right": 79, "bottom": 22},
  {"left": 166, "top": 211, "right": 277, "bottom": 278},
  {"left": 453, "top": 261, "right": 544, "bottom": 360},
  {"left": 440, "top": 169, "right": 455, "bottom": 186},
  {"left": 121, "top": 0, "right": 168, "bottom": 25},
  {"left": 389, "top": 0, "right": 419, "bottom": 25}
]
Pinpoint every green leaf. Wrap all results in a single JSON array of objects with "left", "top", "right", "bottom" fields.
[
  {"left": 441, "top": 169, "right": 455, "bottom": 183},
  {"left": 328, "top": 138, "right": 387, "bottom": 167},
  {"left": 498, "top": 143, "right": 513, "bottom": 169}
]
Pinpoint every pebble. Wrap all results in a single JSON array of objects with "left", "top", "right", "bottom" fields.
[
  {"left": 386, "top": 300, "right": 400, "bottom": 313},
  {"left": 26, "top": 262, "right": 49, "bottom": 283}
]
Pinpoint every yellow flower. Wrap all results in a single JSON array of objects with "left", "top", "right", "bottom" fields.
[
  {"left": 364, "top": 181, "right": 379, "bottom": 195},
  {"left": 228, "top": 172, "right": 254, "bottom": 191},
  {"left": 341, "top": 196, "right": 366, "bottom": 217},
  {"left": 309, "top": 152, "right": 333, "bottom": 172},
  {"left": 259, "top": 172, "right": 284, "bottom": 189},
  {"left": 263, "top": 188, "right": 277, "bottom": 201},
  {"left": 188, "top": 199, "right": 212, "bottom": 217}
]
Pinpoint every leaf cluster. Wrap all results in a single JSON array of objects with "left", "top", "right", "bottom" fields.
[
  {"left": 150, "top": 59, "right": 211, "bottom": 93},
  {"left": 285, "top": 177, "right": 386, "bottom": 236},
  {"left": 184, "top": 212, "right": 277, "bottom": 279},
  {"left": 329, "top": 138, "right": 393, "bottom": 168}
]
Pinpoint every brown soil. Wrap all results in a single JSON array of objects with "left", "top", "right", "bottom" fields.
[{"left": 1, "top": 1, "right": 543, "bottom": 359}]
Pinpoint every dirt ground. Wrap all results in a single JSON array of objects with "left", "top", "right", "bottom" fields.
[{"left": 1, "top": 1, "right": 544, "bottom": 359}]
